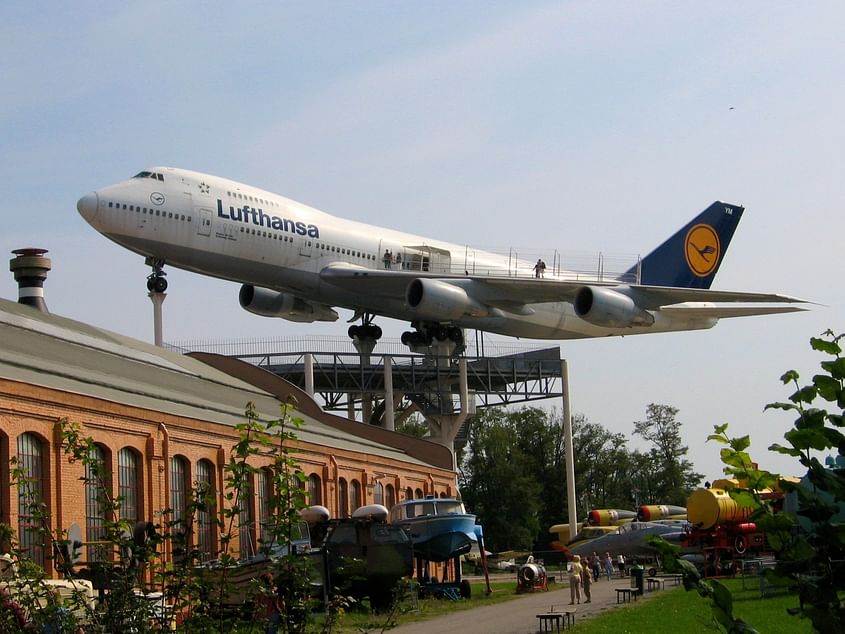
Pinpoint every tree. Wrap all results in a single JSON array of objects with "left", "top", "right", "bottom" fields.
[
  {"left": 571, "top": 416, "right": 636, "bottom": 511},
  {"left": 458, "top": 409, "right": 541, "bottom": 552},
  {"left": 633, "top": 403, "right": 703, "bottom": 505}
]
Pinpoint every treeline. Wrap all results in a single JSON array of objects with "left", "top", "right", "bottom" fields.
[{"left": 457, "top": 404, "right": 702, "bottom": 553}]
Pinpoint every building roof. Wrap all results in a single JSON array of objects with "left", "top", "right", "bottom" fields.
[{"left": 0, "top": 298, "right": 446, "bottom": 469}]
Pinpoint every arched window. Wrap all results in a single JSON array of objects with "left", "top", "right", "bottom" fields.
[
  {"left": 294, "top": 471, "right": 306, "bottom": 507},
  {"left": 85, "top": 444, "right": 110, "bottom": 562},
  {"left": 118, "top": 448, "right": 141, "bottom": 523},
  {"left": 169, "top": 456, "right": 190, "bottom": 562},
  {"left": 373, "top": 482, "right": 384, "bottom": 506},
  {"left": 257, "top": 468, "right": 274, "bottom": 547},
  {"left": 350, "top": 480, "right": 362, "bottom": 513},
  {"left": 415, "top": 488, "right": 424, "bottom": 500},
  {"left": 338, "top": 478, "right": 349, "bottom": 519},
  {"left": 385, "top": 484, "right": 395, "bottom": 510},
  {"left": 307, "top": 474, "right": 322, "bottom": 506},
  {"left": 405, "top": 487, "right": 413, "bottom": 501},
  {"left": 239, "top": 473, "right": 256, "bottom": 560},
  {"left": 170, "top": 456, "right": 189, "bottom": 529},
  {"left": 0, "top": 432, "right": 7, "bottom": 526},
  {"left": 195, "top": 459, "right": 216, "bottom": 561},
  {"left": 16, "top": 433, "right": 46, "bottom": 566}
]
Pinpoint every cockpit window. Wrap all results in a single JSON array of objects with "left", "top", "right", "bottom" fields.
[{"left": 132, "top": 171, "right": 165, "bottom": 182}]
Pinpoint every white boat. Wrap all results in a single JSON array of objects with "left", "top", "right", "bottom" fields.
[{"left": 388, "top": 498, "right": 477, "bottom": 562}]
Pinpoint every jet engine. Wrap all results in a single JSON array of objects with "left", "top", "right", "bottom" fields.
[
  {"left": 239, "top": 285, "right": 338, "bottom": 323},
  {"left": 574, "top": 286, "right": 655, "bottom": 328},
  {"left": 405, "top": 279, "right": 487, "bottom": 321},
  {"left": 516, "top": 562, "right": 548, "bottom": 593}
]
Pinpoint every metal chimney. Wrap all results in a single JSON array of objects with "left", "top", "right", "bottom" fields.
[{"left": 9, "top": 248, "right": 51, "bottom": 313}]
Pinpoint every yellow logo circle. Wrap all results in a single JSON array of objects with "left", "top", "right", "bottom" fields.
[{"left": 685, "top": 224, "right": 720, "bottom": 277}]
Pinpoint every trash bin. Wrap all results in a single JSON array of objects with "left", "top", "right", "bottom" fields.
[{"left": 630, "top": 565, "right": 644, "bottom": 594}]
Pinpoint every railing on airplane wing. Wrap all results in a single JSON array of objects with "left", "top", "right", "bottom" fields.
[{"left": 397, "top": 246, "right": 641, "bottom": 283}]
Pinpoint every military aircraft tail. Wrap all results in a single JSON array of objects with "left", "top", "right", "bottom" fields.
[{"left": 623, "top": 201, "right": 744, "bottom": 289}]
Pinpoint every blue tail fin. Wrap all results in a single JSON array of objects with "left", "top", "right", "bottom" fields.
[{"left": 623, "top": 201, "right": 744, "bottom": 289}]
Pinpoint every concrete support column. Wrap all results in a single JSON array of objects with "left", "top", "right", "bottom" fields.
[
  {"left": 423, "top": 358, "right": 470, "bottom": 470},
  {"left": 149, "top": 291, "right": 166, "bottom": 347},
  {"left": 383, "top": 356, "right": 395, "bottom": 431},
  {"left": 304, "top": 353, "right": 315, "bottom": 397}
]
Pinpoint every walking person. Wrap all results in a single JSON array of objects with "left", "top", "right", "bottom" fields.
[
  {"left": 617, "top": 553, "right": 626, "bottom": 577},
  {"left": 383, "top": 249, "right": 392, "bottom": 269},
  {"left": 591, "top": 552, "right": 601, "bottom": 581},
  {"left": 604, "top": 552, "right": 614, "bottom": 581},
  {"left": 581, "top": 559, "right": 592, "bottom": 603},
  {"left": 569, "top": 555, "right": 583, "bottom": 605}
]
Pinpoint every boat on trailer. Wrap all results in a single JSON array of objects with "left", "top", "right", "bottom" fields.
[{"left": 388, "top": 498, "right": 477, "bottom": 562}]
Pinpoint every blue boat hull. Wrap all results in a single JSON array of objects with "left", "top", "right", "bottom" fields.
[{"left": 404, "top": 516, "right": 477, "bottom": 562}]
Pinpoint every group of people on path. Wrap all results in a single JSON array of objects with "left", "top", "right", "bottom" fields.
[{"left": 568, "top": 551, "right": 627, "bottom": 605}]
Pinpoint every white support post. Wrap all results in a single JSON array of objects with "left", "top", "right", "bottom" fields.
[{"left": 561, "top": 359, "right": 578, "bottom": 541}]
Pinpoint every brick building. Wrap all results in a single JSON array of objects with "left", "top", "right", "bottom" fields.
[{"left": 0, "top": 297, "right": 456, "bottom": 575}]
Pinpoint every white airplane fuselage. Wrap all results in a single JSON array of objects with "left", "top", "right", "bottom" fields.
[{"left": 78, "top": 167, "right": 799, "bottom": 341}]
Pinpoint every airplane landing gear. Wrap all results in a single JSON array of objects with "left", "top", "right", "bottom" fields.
[
  {"left": 143, "top": 258, "right": 168, "bottom": 346},
  {"left": 145, "top": 258, "right": 168, "bottom": 293},
  {"left": 401, "top": 322, "right": 465, "bottom": 357},
  {"left": 348, "top": 313, "right": 382, "bottom": 358}
]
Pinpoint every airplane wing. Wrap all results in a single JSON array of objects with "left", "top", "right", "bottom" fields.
[
  {"left": 658, "top": 304, "right": 807, "bottom": 318},
  {"left": 319, "top": 264, "right": 810, "bottom": 313}
]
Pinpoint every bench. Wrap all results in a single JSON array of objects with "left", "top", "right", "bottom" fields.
[
  {"left": 536, "top": 606, "right": 576, "bottom": 632},
  {"left": 615, "top": 588, "right": 639, "bottom": 603},
  {"left": 536, "top": 613, "right": 563, "bottom": 633},
  {"left": 646, "top": 577, "right": 664, "bottom": 591}
]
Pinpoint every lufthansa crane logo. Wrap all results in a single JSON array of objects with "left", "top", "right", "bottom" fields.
[{"left": 684, "top": 224, "right": 720, "bottom": 277}]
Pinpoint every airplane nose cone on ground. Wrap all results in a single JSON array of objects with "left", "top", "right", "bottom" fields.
[{"left": 77, "top": 191, "right": 99, "bottom": 221}]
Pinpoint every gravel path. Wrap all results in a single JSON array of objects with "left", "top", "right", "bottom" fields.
[{"left": 388, "top": 575, "right": 664, "bottom": 634}]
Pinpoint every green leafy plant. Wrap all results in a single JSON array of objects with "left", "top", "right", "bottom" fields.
[
  {"left": 653, "top": 329, "right": 845, "bottom": 633},
  {"left": 2, "top": 399, "right": 319, "bottom": 633}
]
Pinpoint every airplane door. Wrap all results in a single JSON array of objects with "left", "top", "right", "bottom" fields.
[
  {"left": 299, "top": 237, "right": 313, "bottom": 257},
  {"left": 464, "top": 248, "right": 476, "bottom": 275},
  {"left": 197, "top": 208, "right": 212, "bottom": 236}
]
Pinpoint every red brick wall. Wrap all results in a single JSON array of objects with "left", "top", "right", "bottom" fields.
[{"left": 0, "top": 378, "right": 456, "bottom": 576}]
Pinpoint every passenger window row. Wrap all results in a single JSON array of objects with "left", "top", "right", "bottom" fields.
[
  {"left": 226, "top": 190, "right": 278, "bottom": 208},
  {"left": 107, "top": 201, "right": 191, "bottom": 222},
  {"left": 236, "top": 226, "right": 376, "bottom": 262}
]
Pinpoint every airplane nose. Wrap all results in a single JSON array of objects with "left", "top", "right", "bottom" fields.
[{"left": 77, "top": 191, "right": 99, "bottom": 221}]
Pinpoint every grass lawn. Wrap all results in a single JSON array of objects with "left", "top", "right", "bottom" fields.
[
  {"left": 322, "top": 576, "right": 817, "bottom": 633},
  {"left": 574, "top": 579, "right": 813, "bottom": 634},
  {"left": 330, "top": 581, "right": 521, "bottom": 632}
]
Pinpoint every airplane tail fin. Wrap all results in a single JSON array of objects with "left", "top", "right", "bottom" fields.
[{"left": 622, "top": 201, "right": 744, "bottom": 289}]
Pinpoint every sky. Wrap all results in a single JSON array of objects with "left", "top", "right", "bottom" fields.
[{"left": 2, "top": 2, "right": 844, "bottom": 486}]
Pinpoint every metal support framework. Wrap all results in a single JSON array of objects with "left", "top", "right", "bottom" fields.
[
  {"left": 172, "top": 338, "right": 576, "bottom": 532},
  {"left": 230, "top": 346, "right": 564, "bottom": 424}
]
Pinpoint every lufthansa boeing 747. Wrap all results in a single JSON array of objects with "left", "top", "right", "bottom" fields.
[{"left": 77, "top": 167, "right": 806, "bottom": 353}]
